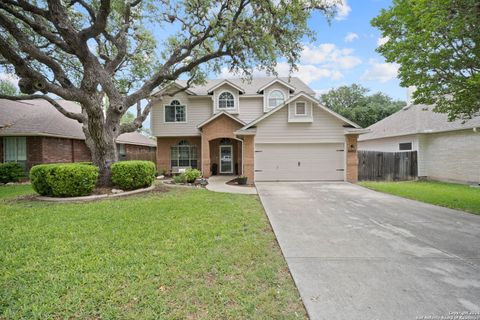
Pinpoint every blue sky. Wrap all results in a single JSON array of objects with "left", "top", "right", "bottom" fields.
[
  {"left": 217, "top": 0, "right": 406, "bottom": 101},
  {"left": 298, "top": 0, "right": 405, "bottom": 100}
]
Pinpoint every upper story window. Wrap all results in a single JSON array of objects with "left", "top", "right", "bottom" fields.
[
  {"left": 218, "top": 91, "right": 235, "bottom": 109},
  {"left": 399, "top": 142, "right": 412, "bottom": 151},
  {"left": 295, "top": 102, "right": 306, "bottom": 115},
  {"left": 268, "top": 90, "right": 285, "bottom": 108},
  {"left": 165, "top": 100, "right": 186, "bottom": 123}
]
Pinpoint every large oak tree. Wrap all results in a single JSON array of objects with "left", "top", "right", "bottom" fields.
[
  {"left": 372, "top": 0, "right": 480, "bottom": 120},
  {"left": 0, "top": 0, "right": 336, "bottom": 185}
]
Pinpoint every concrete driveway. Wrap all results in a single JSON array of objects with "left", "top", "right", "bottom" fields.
[{"left": 256, "top": 182, "right": 480, "bottom": 320}]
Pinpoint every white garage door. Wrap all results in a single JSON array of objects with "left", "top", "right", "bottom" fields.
[{"left": 254, "top": 143, "right": 345, "bottom": 181}]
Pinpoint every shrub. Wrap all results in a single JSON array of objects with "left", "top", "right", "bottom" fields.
[
  {"left": 172, "top": 174, "right": 187, "bottom": 184},
  {"left": 30, "top": 163, "right": 98, "bottom": 197},
  {"left": 111, "top": 160, "right": 156, "bottom": 190},
  {"left": 184, "top": 168, "right": 201, "bottom": 183},
  {"left": 0, "top": 162, "right": 25, "bottom": 184}
]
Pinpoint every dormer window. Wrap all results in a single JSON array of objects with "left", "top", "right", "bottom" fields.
[
  {"left": 268, "top": 90, "right": 285, "bottom": 108},
  {"left": 218, "top": 91, "right": 235, "bottom": 109},
  {"left": 295, "top": 102, "right": 306, "bottom": 115}
]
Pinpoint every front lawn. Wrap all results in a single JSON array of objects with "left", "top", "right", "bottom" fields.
[
  {"left": 0, "top": 185, "right": 305, "bottom": 319},
  {"left": 359, "top": 180, "right": 480, "bottom": 215}
]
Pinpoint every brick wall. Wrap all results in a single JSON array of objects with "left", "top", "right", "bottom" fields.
[
  {"left": 345, "top": 134, "right": 359, "bottom": 183},
  {"left": 72, "top": 139, "right": 92, "bottom": 162},
  {"left": 156, "top": 137, "right": 201, "bottom": 175},
  {"left": 26, "top": 136, "right": 44, "bottom": 169},
  {"left": 125, "top": 144, "right": 156, "bottom": 162},
  {"left": 41, "top": 137, "right": 74, "bottom": 164}
]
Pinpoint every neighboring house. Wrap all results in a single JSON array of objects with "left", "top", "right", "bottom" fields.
[
  {"left": 358, "top": 104, "right": 480, "bottom": 184},
  {"left": 0, "top": 99, "right": 156, "bottom": 171},
  {"left": 151, "top": 77, "right": 366, "bottom": 183}
]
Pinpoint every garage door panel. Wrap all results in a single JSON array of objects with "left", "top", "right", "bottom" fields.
[{"left": 254, "top": 143, "right": 345, "bottom": 181}]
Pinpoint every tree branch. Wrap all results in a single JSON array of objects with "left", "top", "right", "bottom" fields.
[{"left": 0, "top": 94, "right": 86, "bottom": 123}]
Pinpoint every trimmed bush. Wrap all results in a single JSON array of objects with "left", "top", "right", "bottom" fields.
[
  {"left": 111, "top": 160, "right": 156, "bottom": 190},
  {"left": 184, "top": 168, "right": 202, "bottom": 183},
  {"left": 0, "top": 162, "right": 24, "bottom": 184},
  {"left": 172, "top": 174, "right": 187, "bottom": 184},
  {"left": 30, "top": 163, "right": 98, "bottom": 197}
]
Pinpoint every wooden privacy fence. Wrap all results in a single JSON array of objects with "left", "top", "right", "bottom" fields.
[{"left": 358, "top": 150, "right": 418, "bottom": 181}]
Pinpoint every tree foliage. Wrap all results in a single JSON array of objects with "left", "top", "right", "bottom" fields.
[
  {"left": 372, "top": 0, "right": 480, "bottom": 120},
  {"left": 320, "top": 84, "right": 405, "bottom": 128},
  {"left": 0, "top": 80, "right": 17, "bottom": 96},
  {"left": 0, "top": 0, "right": 336, "bottom": 184}
]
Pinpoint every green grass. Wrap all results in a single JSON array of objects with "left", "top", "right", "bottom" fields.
[
  {"left": 359, "top": 180, "right": 480, "bottom": 215},
  {"left": 0, "top": 185, "right": 305, "bottom": 319}
]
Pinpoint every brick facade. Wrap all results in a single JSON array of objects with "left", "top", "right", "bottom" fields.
[
  {"left": 156, "top": 136, "right": 201, "bottom": 175},
  {"left": 1, "top": 136, "right": 155, "bottom": 171},
  {"left": 200, "top": 115, "right": 244, "bottom": 178},
  {"left": 345, "top": 134, "right": 359, "bottom": 183}
]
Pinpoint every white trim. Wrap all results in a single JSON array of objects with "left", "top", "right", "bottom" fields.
[
  {"left": 219, "top": 145, "right": 233, "bottom": 174},
  {"left": 267, "top": 90, "right": 285, "bottom": 109},
  {"left": 217, "top": 90, "right": 236, "bottom": 109},
  {"left": 207, "top": 80, "right": 245, "bottom": 94},
  {"left": 257, "top": 78, "right": 296, "bottom": 93},
  {"left": 197, "top": 111, "right": 246, "bottom": 129},
  {"left": 294, "top": 101, "right": 307, "bottom": 115},
  {"left": 163, "top": 99, "right": 187, "bottom": 124},
  {"left": 242, "top": 92, "right": 361, "bottom": 130}
]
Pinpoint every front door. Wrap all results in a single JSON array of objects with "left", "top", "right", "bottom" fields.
[{"left": 219, "top": 145, "right": 233, "bottom": 174}]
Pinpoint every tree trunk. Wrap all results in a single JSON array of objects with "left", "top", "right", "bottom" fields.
[{"left": 82, "top": 103, "right": 120, "bottom": 187}]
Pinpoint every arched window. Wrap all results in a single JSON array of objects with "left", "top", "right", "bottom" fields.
[
  {"left": 165, "top": 100, "right": 186, "bottom": 122},
  {"left": 268, "top": 90, "right": 285, "bottom": 108},
  {"left": 218, "top": 91, "right": 235, "bottom": 109},
  {"left": 171, "top": 140, "right": 198, "bottom": 168}
]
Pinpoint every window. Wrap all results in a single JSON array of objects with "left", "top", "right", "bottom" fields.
[
  {"left": 171, "top": 140, "right": 198, "bottom": 168},
  {"left": 117, "top": 143, "right": 126, "bottom": 160},
  {"left": 218, "top": 91, "right": 235, "bottom": 109},
  {"left": 399, "top": 142, "right": 412, "bottom": 151},
  {"left": 165, "top": 100, "right": 186, "bottom": 122},
  {"left": 3, "top": 137, "right": 27, "bottom": 170},
  {"left": 295, "top": 102, "right": 306, "bottom": 115},
  {"left": 268, "top": 90, "right": 285, "bottom": 108}
]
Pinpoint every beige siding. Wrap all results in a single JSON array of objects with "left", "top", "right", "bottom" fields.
[
  {"left": 254, "top": 103, "right": 347, "bottom": 144},
  {"left": 423, "top": 130, "right": 480, "bottom": 184},
  {"left": 151, "top": 92, "right": 212, "bottom": 137},
  {"left": 237, "top": 97, "right": 264, "bottom": 123},
  {"left": 358, "top": 135, "right": 418, "bottom": 152}
]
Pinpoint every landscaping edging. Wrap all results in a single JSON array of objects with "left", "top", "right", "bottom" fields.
[{"left": 36, "top": 185, "right": 155, "bottom": 202}]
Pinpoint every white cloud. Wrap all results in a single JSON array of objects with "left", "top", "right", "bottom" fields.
[
  {"left": 301, "top": 43, "right": 362, "bottom": 69},
  {"left": 377, "top": 36, "right": 390, "bottom": 47},
  {"left": 344, "top": 32, "right": 359, "bottom": 43},
  {"left": 361, "top": 60, "right": 399, "bottom": 83},
  {"left": 332, "top": 0, "right": 351, "bottom": 20},
  {"left": 219, "top": 42, "right": 361, "bottom": 84},
  {"left": 219, "top": 62, "right": 343, "bottom": 84}
]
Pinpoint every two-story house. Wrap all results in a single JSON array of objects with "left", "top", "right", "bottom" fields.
[{"left": 151, "top": 77, "right": 366, "bottom": 183}]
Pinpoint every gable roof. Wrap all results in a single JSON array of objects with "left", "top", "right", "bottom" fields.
[
  {"left": 0, "top": 99, "right": 156, "bottom": 147},
  {"left": 241, "top": 92, "right": 360, "bottom": 130},
  {"left": 359, "top": 104, "right": 480, "bottom": 141},
  {"left": 151, "top": 81, "right": 197, "bottom": 96},
  {"left": 197, "top": 111, "right": 246, "bottom": 129},
  {"left": 256, "top": 78, "right": 296, "bottom": 93},
  {"left": 171, "top": 77, "right": 315, "bottom": 96},
  {"left": 206, "top": 79, "right": 245, "bottom": 94}
]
